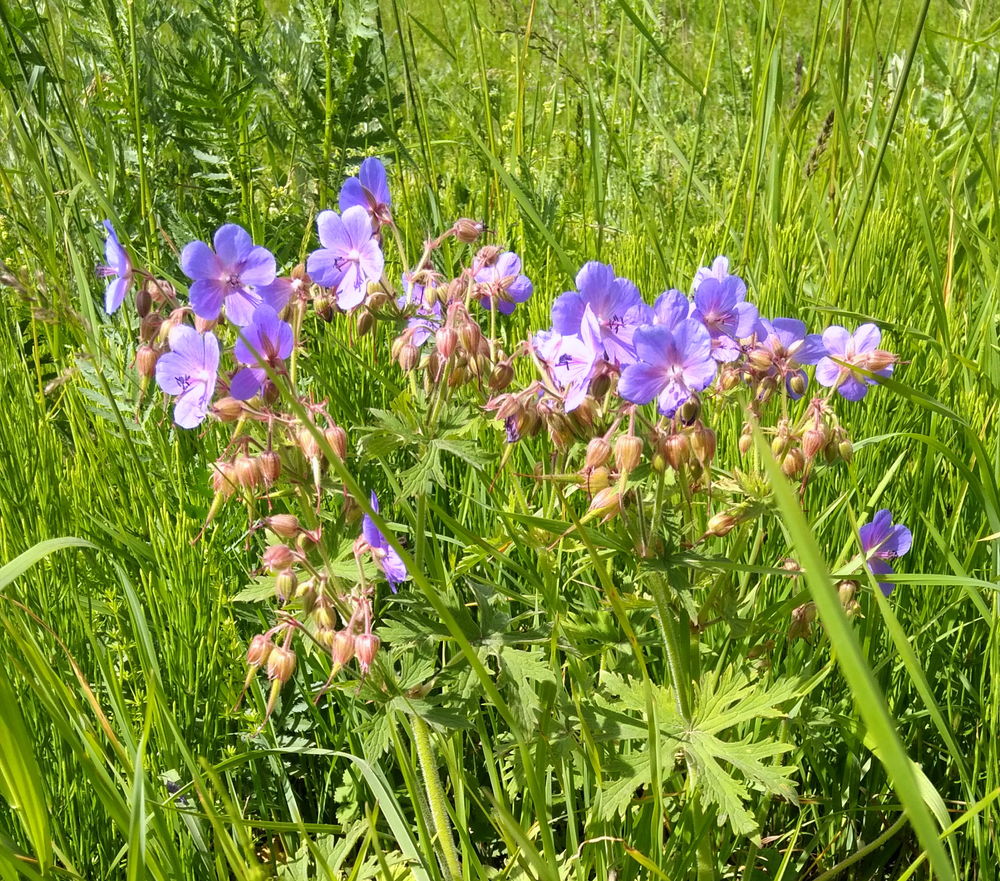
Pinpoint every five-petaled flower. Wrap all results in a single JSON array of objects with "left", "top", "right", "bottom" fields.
[
  {"left": 154, "top": 325, "right": 220, "bottom": 429},
  {"left": 307, "top": 206, "right": 385, "bottom": 312},
  {"left": 690, "top": 275, "right": 759, "bottom": 363},
  {"left": 755, "top": 318, "right": 826, "bottom": 398},
  {"left": 550, "top": 262, "right": 650, "bottom": 365},
  {"left": 618, "top": 319, "right": 717, "bottom": 416},
  {"left": 361, "top": 492, "right": 409, "bottom": 591},
  {"left": 181, "top": 224, "right": 278, "bottom": 326},
  {"left": 98, "top": 220, "right": 134, "bottom": 314},
  {"left": 230, "top": 305, "right": 294, "bottom": 400},
  {"left": 815, "top": 323, "right": 896, "bottom": 401},
  {"left": 859, "top": 509, "right": 912, "bottom": 596},
  {"left": 535, "top": 305, "right": 604, "bottom": 412},
  {"left": 474, "top": 251, "right": 533, "bottom": 314},
  {"left": 339, "top": 158, "right": 392, "bottom": 231}
]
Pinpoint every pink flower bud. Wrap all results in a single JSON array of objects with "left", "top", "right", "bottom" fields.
[
  {"left": 212, "top": 396, "right": 243, "bottom": 422},
  {"left": 136, "top": 344, "right": 161, "bottom": 379},
  {"left": 614, "top": 435, "right": 643, "bottom": 474},
  {"left": 331, "top": 629, "right": 355, "bottom": 669},
  {"left": 354, "top": 633, "right": 381, "bottom": 673},
  {"left": 246, "top": 634, "right": 272, "bottom": 667},
  {"left": 262, "top": 544, "right": 295, "bottom": 573},
  {"left": 453, "top": 218, "right": 485, "bottom": 243},
  {"left": 267, "top": 645, "right": 296, "bottom": 683},
  {"left": 585, "top": 437, "right": 612, "bottom": 470},
  {"left": 266, "top": 514, "right": 300, "bottom": 539}
]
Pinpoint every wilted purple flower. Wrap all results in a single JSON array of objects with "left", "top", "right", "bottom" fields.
[
  {"left": 815, "top": 323, "right": 895, "bottom": 401},
  {"left": 860, "top": 509, "right": 912, "bottom": 596},
  {"left": 693, "top": 256, "right": 735, "bottom": 290},
  {"left": 362, "top": 492, "right": 408, "bottom": 591},
  {"left": 618, "top": 319, "right": 717, "bottom": 416},
  {"left": 474, "top": 251, "right": 533, "bottom": 314},
  {"left": 755, "top": 318, "right": 826, "bottom": 398},
  {"left": 181, "top": 224, "right": 278, "bottom": 326},
  {"left": 229, "top": 305, "right": 294, "bottom": 400},
  {"left": 652, "top": 289, "right": 691, "bottom": 328},
  {"left": 306, "top": 206, "right": 384, "bottom": 312},
  {"left": 98, "top": 221, "right": 134, "bottom": 314},
  {"left": 535, "top": 306, "right": 603, "bottom": 412},
  {"left": 154, "top": 325, "right": 220, "bottom": 428},
  {"left": 339, "top": 158, "right": 392, "bottom": 230},
  {"left": 551, "top": 262, "right": 650, "bottom": 364},
  {"left": 691, "top": 276, "right": 759, "bottom": 362}
]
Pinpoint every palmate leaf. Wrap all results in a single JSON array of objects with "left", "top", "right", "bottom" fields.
[{"left": 591, "top": 668, "right": 804, "bottom": 840}]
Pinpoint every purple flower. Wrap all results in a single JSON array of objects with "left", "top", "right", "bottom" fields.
[
  {"left": 474, "top": 251, "right": 533, "bottom": 314},
  {"left": 154, "top": 325, "right": 220, "bottom": 429},
  {"left": 229, "top": 305, "right": 294, "bottom": 400},
  {"left": 306, "top": 206, "right": 384, "bottom": 312},
  {"left": 652, "top": 289, "right": 691, "bottom": 328},
  {"left": 362, "top": 492, "right": 408, "bottom": 591},
  {"left": 693, "top": 256, "right": 735, "bottom": 290},
  {"left": 815, "top": 323, "right": 895, "bottom": 401},
  {"left": 860, "top": 509, "right": 912, "bottom": 596},
  {"left": 397, "top": 272, "right": 441, "bottom": 347},
  {"left": 551, "top": 262, "right": 650, "bottom": 365},
  {"left": 180, "top": 224, "right": 278, "bottom": 326},
  {"left": 538, "top": 306, "right": 604, "bottom": 412},
  {"left": 339, "top": 158, "right": 392, "bottom": 230},
  {"left": 98, "top": 220, "right": 134, "bottom": 314},
  {"left": 691, "top": 276, "right": 759, "bottom": 362},
  {"left": 618, "top": 319, "right": 717, "bottom": 416},
  {"left": 755, "top": 318, "right": 826, "bottom": 398}
]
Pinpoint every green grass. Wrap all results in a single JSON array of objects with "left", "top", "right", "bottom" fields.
[{"left": 2, "top": 0, "right": 1000, "bottom": 878}]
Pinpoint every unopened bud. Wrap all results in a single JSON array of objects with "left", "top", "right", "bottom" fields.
[
  {"left": 705, "top": 512, "right": 737, "bottom": 537},
  {"left": 589, "top": 486, "right": 621, "bottom": 518},
  {"left": 135, "top": 285, "right": 152, "bottom": 318},
  {"left": 474, "top": 245, "right": 501, "bottom": 268},
  {"left": 357, "top": 309, "right": 375, "bottom": 336},
  {"left": 781, "top": 448, "right": 805, "bottom": 478},
  {"left": 690, "top": 426, "right": 716, "bottom": 465},
  {"left": 314, "top": 294, "right": 333, "bottom": 321},
  {"left": 139, "top": 312, "right": 163, "bottom": 343},
  {"left": 678, "top": 397, "right": 700, "bottom": 424},
  {"left": 837, "top": 580, "right": 858, "bottom": 607},
  {"left": 436, "top": 326, "right": 458, "bottom": 359},
  {"left": 738, "top": 427, "right": 753, "bottom": 456},
  {"left": 332, "top": 629, "right": 355, "bottom": 668},
  {"left": 590, "top": 371, "right": 611, "bottom": 400},
  {"left": 719, "top": 366, "right": 742, "bottom": 392},
  {"left": 266, "top": 514, "right": 299, "bottom": 539},
  {"left": 194, "top": 314, "right": 217, "bottom": 334},
  {"left": 585, "top": 437, "right": 612, "bottom": 470},
  {"left": 788, "top": 603, "right": 816, "bottom": 641},
  {"left": 771, "top": 433, "right": 790, "bottom": 458},
  {"left": 864, "top": 350, "right": 897, "bottom": 372},
  {"left": 453, "top": 218, "right": 485, "bottom": 243},
  {"left": 324, "top": 425, "right": 348, "bottom": 461},
  {"left": 212, "top": 396, "right": 243, "bottom": 422},
  {"left": 837, "top": 437, "right": 854, "bottom": 462},
  {"left": 258, "top": 450, "right": 281, "bottom": 485},
  {"left": 246, "top": 634, "right": 272, "bottom": 667},
  {"left": 489, "top": 361, "right": 514, "bottom": 392},
  {"left": 297, "top": 427, "right": 322, "bottom": 460},
  {"left": 582, "top": 466, "right": 610, "bottom": 494},
  {"left": 267, "top": 645, "right": 296, "bottom": 683},
  {"left": 354, "top": 633, "right": 381, "bottom": 673},
  {"left": 136, "top": 344, "right": 160, "bottom": 379},
  {"left": 398, "top": 343, "right": 420, "bottom": 372},
  {"left": 802, "top": 427, "right": 827, "bottom": 459},
  {"left": 662, "top": 433, "right": 690, "bottom": 470},
  {"left": 748, "top": 348, "right": 773, "bottom": 371},
  {"left": 274, "top": 568, "right": 297, "bottom": 601},
  {"left": 211, "top": 462, "right": 237, "bottom": 498},
  {"left": 234, "top": 454, "right": 262, "bottom": 489},
  {"left": 615, "top": 435, "right": 643, "bottom": 474},
  {"left": 262, "top": 544, "right": 295, "bottom": 573}
]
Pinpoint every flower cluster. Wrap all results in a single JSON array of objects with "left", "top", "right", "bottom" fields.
[{"left": 97, "top": 154, "right": 913, "bottom": 722}]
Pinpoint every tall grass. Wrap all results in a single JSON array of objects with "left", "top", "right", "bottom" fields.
[{"left": 1, "top": 0, "right": 1000, "bottom": 877}]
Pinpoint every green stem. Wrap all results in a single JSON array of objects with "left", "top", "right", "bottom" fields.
[{"left": 411, "top": 714, "right": 462, "bottom": 881}]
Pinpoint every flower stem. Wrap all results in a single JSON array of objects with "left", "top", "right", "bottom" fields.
[{"left": 411, "top": 714, "right": 462, "bottom": 881}]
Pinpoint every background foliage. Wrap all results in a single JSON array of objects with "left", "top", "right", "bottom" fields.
[{"left": 2, "top": 0, "right": 1000, "bottom": 877}]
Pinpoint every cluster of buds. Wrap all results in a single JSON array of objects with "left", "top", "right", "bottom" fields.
[
  {"left": 132, "top": 280, "right": 183, "bottom": 385},
  {"left": 739, "top": 399, "right": 854, "bottom": 479},
  {"left": 650, "top": 419, "right": 716, "bottom": 476}
]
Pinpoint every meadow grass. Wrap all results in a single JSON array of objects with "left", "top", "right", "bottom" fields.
[{"left": 2, "top": 0, "right": 1000, "bottom": 878}]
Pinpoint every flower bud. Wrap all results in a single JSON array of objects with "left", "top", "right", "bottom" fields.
[
  {"left": 662, "top": 433, "right": 690, "bottom": 470},
  {"left": 614, "top": 435, "right": 643, "bottom": 474},
  {"left": 474, "top": 245, "right": 501, "bottom": 268},
  {"left": 837, "top": 580, "right": 858, "bottom": 608},
  {"left": 136, "top": 344, "right": 160, "bottom": 379},
  {"left": 690, "top": 426, "right": 716, "bottom": 465},
  {"left": 139, "top": 312, "right": 163, "bottom": 343},
  {"left": 296, "top": 427, "right": 322, "bottom": 460},
  {"left": 837, "top": 437, "right": 854, "bottom": 462},
  {"left": 147, "top": 279, "right": 175, "bottom": 305},
  {"left": 802, "top": 427, "right": 827, "bottom": 460},
  {"left": 771, "top": 433, "right": 790, "bottom": 458},
  {"left": 738, "top": 425, "right": 753, "bottom": 456},
  {"left": 489, "top": 361, "right": 514, "bottom": 392},
  {"left": 398, "top": 343, "right": 420, "bottom": 372},
  {"left": 233, "top": 454, "right": 262, "bottom": 489},
  {"left": 274, "top": 568, "right": 297, "bottom": 601},
  {"left": 262, "top": 544, "right": 295, "bottom": 573},
  {"left": 678, "top": 397, "right": 701, "bottom": 424},
  {"left": 585, "top": 437, "right": 612, "bottom": 470},
  {"left": 864, "top": 350, "right": 897, "bottom": 372},
  {"left": 589, "top": 371, "right": 611, "bottom": 400},
  {"left": 588, "top": 486, "right": 621, "bottom": 517},
  {"left": 705, "top": 512, "right": 737, "bottom": 537},
  {"left": 357, "top": 309, "right": 375, "bottom": 337},
  {"left": 782, "top": 448, "right": 805, "bottom": 478},
  {"left": 332, "top": 629, "right": 355, "bottom": 668},
  {"left": 135, "top": 285, "right": 152, "bottom": 318},
  {"left": 436, "top": 326, "right": 458, "bottom": 359},
  {"left": 314, "top": 294, "right": 333, "bottom": 322},
  {"left": 211, "top": 462, "right": 237, "bottom": 498},
  {"left": 719, "top": 366, "right": 742, "bottom": 392},
  {"left": 354, "top": 633, "right": 381, "bottom": 673},
  {"left": 194, "top": 315, "right": 217, "bottom": 334},
  {"left": 458, "top": 320, "right": 482, "bottom": 354},
  {"left": 788, "top": 603, "right": 816, "bottom": 641},
  {"left": 582, "top": 466, "right": 610, "bottom": 494},
  {"left": 267, "top": 645, "right": 296, "bottom": 683},
  {"left": 266, "top": 514, "right": 300, "bottom": 539},
  {"left": 258, "top": 450, "right": 281, "bottom": 486},
  {"left": 246, "top": 634, "right": 272, "bottom": 667},
  {"left": 324, "top": 425, "right": 348, "bottom": 461},
  {"left": 213, "top": 396, "right": 243, "bottom": 423},
  {"left": 788, "top": 372, "right": 807, "bottom": 397},
  {"left": 453, "top": 218, "right": 485, "bottom": 243},
  {"left": 748, "top": 348, "right": 772, "bottom": 371},
  {"left": 314, "top": 626, "right": 336, "bottom": 649}
]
